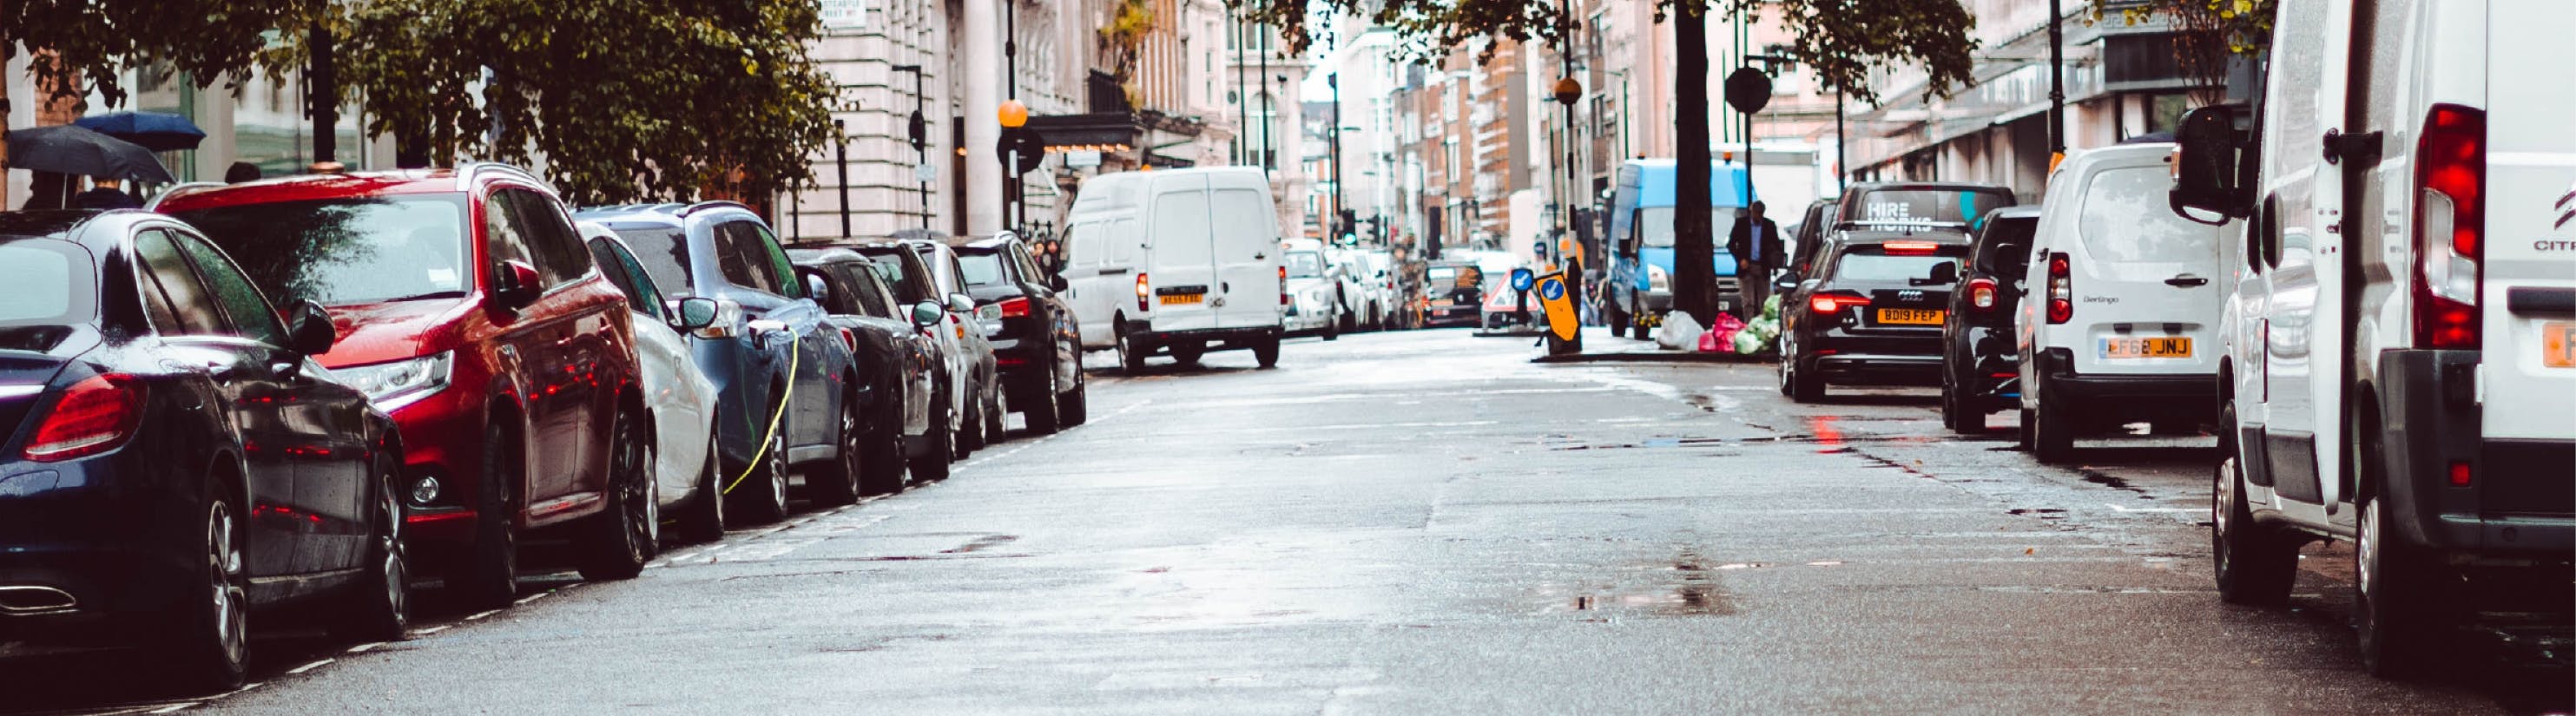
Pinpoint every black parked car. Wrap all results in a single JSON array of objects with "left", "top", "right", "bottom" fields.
[
  {"left": 1777, "top": 233, "right": 1973, "bottom": 402},
  {"left": 951, "top": 236, "right": 1087, "bottom": 435},
  {"left": 1940, "top": 207, "right": 2041, "bottom": 434},
  {"left": 0, "top": 211, "right": 406, "bottom": 690},
  {"left": 847, "top": 243, "right": 975, "bottom": 481},
  {"left": 790, "top": 247, "right": 942, "bottom": 493}
]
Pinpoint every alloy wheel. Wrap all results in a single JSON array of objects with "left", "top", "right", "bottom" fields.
[{"left": 207, "top": 501, "right": 247, "bottom": 667}]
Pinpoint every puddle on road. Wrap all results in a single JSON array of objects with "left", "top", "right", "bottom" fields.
[{"left": 1559, "top": 551, "right": 1740, "bottom": 617}]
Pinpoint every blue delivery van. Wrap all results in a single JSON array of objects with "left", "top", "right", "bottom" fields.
[{"left": 1603, "top": 159, "right": 1752, "bottom": 337}]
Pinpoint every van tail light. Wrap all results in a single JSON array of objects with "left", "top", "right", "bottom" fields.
[
  {"left": 998, "top": 297, "right": 1031, "bottom": 319},
  {"left": 23, "top": 374, "right": 146, "bottom": 462},
  {"left": 2413, "top": 103, "right": 2483, "bottom": 350},
  {"left": 1135, "top": 273, "right": 1151, "bottom": 312},
  {"left": 1967, "top": 277, "right": 2000, "bottom": 312},
  {"left": 1278, "top": 266, "right": 1289, "bottom": 306},
  {"left": 1809, "top": 291, "right": 1871, "bottom": 314},
  {"left": 2046, "top": 253, "right": 2072, "bottom": 325}
]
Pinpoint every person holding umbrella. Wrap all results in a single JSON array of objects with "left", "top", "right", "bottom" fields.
[
  {"left": 74, "top": 177, "right": 142, "bottom": 210},
  {"left": 3, "top": 124, "right": 175, "bottom": 208}
]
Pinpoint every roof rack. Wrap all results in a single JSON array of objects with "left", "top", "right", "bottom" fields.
[
  {"left": 453, "top": 161, "right": 555, "bottom": 194},
  {"left": 142, "top": 181, "right": 225, "bottom": 211},
  {"left": 678, "top": 200, "right": 753, "bottom": 218}
]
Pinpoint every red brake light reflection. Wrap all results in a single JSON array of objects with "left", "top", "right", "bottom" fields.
[
  {"left": 998, "top": 297, "right": 1031, "bottom": 319},
  {"left": 1883, "top": 241, "right": 1939, "bottom": 254},
  {"left": 23, "top": 374, "right": 146, "bottom": 462}
]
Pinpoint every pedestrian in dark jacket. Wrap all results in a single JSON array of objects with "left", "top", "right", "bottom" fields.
[
  {"left": 1726, "top": 200, "right": 1783, "bottom": 318},
  {"left": 73, "top": 178, "right": 142, "bottom": 210}
]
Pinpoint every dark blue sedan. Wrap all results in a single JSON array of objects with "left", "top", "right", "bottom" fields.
[{"left": 0, "top": 210, "right": 406, "bottom": 692}]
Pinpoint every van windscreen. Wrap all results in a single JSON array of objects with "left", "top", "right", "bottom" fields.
[{"left": 2078, "top": 167, "right": 2216, "bottom": 264}]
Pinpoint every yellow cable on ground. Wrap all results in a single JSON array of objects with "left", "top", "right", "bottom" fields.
[{"left": 721, "top": 331, "right": 799, "bottom": 495}]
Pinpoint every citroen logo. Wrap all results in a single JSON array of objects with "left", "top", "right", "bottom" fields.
[{"left": 2557, "top": 181, "right": 2574, "bottom": 230}]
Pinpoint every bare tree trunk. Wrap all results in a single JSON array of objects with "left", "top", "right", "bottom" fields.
[{"left": 1672, "top": 2, "right": 1716, "bottom": 327}]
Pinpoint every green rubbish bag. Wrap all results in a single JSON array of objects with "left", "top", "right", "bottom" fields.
[{"left": 1761, "top": 294, "right": 1782, "bottom": 320}]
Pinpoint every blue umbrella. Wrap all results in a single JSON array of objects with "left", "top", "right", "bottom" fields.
[{"left": 73, "top": 110, "right": 206, "bottom": 152}]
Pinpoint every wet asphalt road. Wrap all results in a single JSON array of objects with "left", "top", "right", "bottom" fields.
[{"left": 9, "top": 327, "right": 2571, "bottom": 714}]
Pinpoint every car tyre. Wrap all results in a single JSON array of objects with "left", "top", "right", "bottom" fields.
[
  {"left": 1058, "top": 362, "right": 1089, "bottom": 427},
  {"left": 676, "top": 428, "right": 726, "bottom": 542},
  {"left": 168, "top": 484, "right": 249, "bottom": 693},
  {"left": 2031, "top": 387, "right": 2077, "bottom": 464},
  {"left": 2356, "top": 493, "right": 2445, "bottom": 678},
  {"left": 728, "top": 430, "right": 791, "bottom": 525},
  {"left": 1779, "top": 338, "right": 1822, "bottom": 403},
  {"left": 912, "top": 397, "right": 954, "bottom": 483},
  {"left": 1252, "top": 336, "right": 1281, "bottom": 368},
  {"left": 807, "top": 396, "right": 864, "bottom": 507},
  {"left": 1024, "top": 365, "right": 1064, "bottom": 435},
  {"left": 860, "top": 402, "right": 909, "bottom": 494},
  {"left": 1116, "top": 324, "right": 1150, "bottom": 374},
  {"left": 2212, "top": 413, "right": 2298, "bottom": 606},
  {"left": 986, "top": 382, "right": 1010, "bottom": 438},
  {"left": 455, "top": 422, "right": 522, "bottom": 608},
  {"left": 330, "top": 457, "right": 410, "bottom": 641},
  {"left": 2016, "top": 406, "right": 2037, "bottom": 451},
  {"left": 958, "top": 389, "right": 988, "bottom": 454},
  {"left": 576, "top": 408, "right": 652, "bottom": 581}
]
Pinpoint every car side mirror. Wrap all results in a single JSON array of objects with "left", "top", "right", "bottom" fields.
[
  {"left": 492, "top": 260, "right": 542, "bottom": 311},
  {"left": 802, "top": 273, "right": 832, "bottom": 306},
  {"left": 945, "top": 293, "right": 975, "bottom": 313},
  {"left": 1049, "top": 274, "right": 1069, "bottom": 292},
  {"left": 910, "top": 300, "right": 944, "bottom": 329},
  {"left": 673, "top": 297, "right": 720, "bottom": 331},
  {"left": 287, "top": 299, "right": 337, "bottom": 355},
  {"left": 2171, "top": 105, "right": 2250, "bottom": 223}
]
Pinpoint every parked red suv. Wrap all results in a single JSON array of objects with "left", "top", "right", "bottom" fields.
[{"left": 156, "top": 164, "right": 656, "bottom": 607}]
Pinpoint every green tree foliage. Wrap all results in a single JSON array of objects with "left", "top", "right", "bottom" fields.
[
  {"left": 2, "top": 0, "right": 303, "bottom": 108},
  {"left": 1231, "top": 0, "right": 1977, "bottom": 104},
  {"left": 320, "top": 0, "right": 838, "bottom": 204}
]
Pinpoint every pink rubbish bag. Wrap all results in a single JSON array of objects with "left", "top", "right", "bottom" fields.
[{"left": 1697, "top": 312, "right": 1747, "bottom": 353}]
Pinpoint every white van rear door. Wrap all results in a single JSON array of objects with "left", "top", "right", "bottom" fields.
[
  {"left": 2066, "top": 161, "right": 2228, "bottom": 377},
  {"left": 2482, "top": 0, "right": 2576, "bottom": 442},
  {"left": 1209, "top": 182, "right": 1284, "bottom": 330},
  {"left": 1146, "top": 174, "right": 1222, "bottom": 332}
]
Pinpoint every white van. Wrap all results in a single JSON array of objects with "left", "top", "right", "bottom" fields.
[
  {"left": 2016, "top": 142, "right": 2230, "bottom": 463},
  {"left": 1059, "top": 168, "right": 1287, "bottom": 371},
  {"left": 2171, "top": 0, "right": 2576, "bottom": 677}
]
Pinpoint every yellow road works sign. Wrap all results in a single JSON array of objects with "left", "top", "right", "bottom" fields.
[{"left": 1536, "top": 273, "right": 1578, "bottom": 342}]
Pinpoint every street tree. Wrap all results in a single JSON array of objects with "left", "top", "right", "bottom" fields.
[
  {"left": 295, "top": 0, "right": 839, "bottom": 205},
  {"left": 1231, "top": 0, "right": 1980, "bottom": 327},
  {"left": 2, "top": 0, "right": 302, "bottom": 110}
]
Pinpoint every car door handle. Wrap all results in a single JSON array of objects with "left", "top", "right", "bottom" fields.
[
  {"left": 2165, "top": 275, "right": 2209, "bottom": 287},
  {"left": 1099, "top": 266, "right": 1130, "bottom": 275}
]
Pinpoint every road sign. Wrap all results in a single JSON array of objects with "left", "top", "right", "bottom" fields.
[
  {"left": 1724, "top": 67, "right": 1772, "bottom": 115},
  {"left": 1510, "top": 267, "right": 1536, "bottom": 293},
  {"left": 1536, "top": 273, "right": 1578, "bottom": 342}
]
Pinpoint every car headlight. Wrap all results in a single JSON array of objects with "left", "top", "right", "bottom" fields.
[
  {"left": 1647, "top": 266, "right": 1671, "bottom": 292},
  {"left": 333, "top": 351, "right": 453, "bottom": 411}
]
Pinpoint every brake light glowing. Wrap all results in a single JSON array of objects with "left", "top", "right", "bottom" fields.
[
  {"left": 1809, "top": 292, "right": 1870, "bottom": 314},
  {"left": 1278, "top": 266, "right": 1290, "bottom": 306},
  {"left": 1883, "top": 241, "right": 1940, "bottom": 254},
  {"left": 1967, "top": 277, "right": 1999, "bottom": 311},
  {"left": 2046, "top": 253, "right": 2072, "bottom": 325},
  {"left": 23, "top": 374, "right": 145, "bottom": 462},
  {"left": 1135, "top": 273, "right": 1151, "bottom": 312},
  {"left": 2448, "top": 460, "right": 2473, "bottom": 487},
  {"left": 998, "top": 297, "right": 1031, "bottom": 319},
  {"left": 2413, "top": 104, "right": 2484, "bottom": 350}
]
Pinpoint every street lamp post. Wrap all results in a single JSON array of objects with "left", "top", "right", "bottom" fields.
[
  {"left": 893, "top": 64, "right": 929, "bottom": 236},
  {"left": 1328, "top": 72, "right": 1344, "bottom": 241},
  {"left": 2046, "top": 0, "right": 2066, "bottom": 161},
  {"left": 834, "top": 118, "right": 852, "bottom": 238}
]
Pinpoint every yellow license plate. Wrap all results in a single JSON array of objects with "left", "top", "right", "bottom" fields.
[
  {"left": 2545, "top": 322, "right": 2576, "bottom": 368},
  {"left": 1876, "top": 308, "right": 1944, "bottom": 325},
  {"left": 1158, "top": 293, "right": 1203, "bottom": 305},
  {"left": 2104, "top": 336, "right": 2194, "bottom": 358}
]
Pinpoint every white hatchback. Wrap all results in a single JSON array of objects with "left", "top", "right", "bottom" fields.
[{"left": 2016, "top": 142, "right": 2233, "bottom": 463}]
